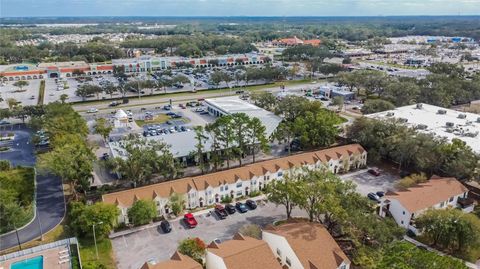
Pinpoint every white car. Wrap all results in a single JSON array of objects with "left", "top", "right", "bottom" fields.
[{"left": 87, "top": 108, "right": 98, "bottom": 113}]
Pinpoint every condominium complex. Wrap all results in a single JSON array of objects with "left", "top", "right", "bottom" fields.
[{"left": 102, "top": 144, "right": 367, "bottom": 224}]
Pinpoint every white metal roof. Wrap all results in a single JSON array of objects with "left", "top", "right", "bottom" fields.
[{"left": 366, "top": 103, "right": 480, "bottom": 154}]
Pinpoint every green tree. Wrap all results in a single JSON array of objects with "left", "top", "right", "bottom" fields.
[
  {"left": 169, "top": 192, "right": 185, "bottom": 216},
  {"left": 59, "top": 94, "right": 68, "bottom": 103},
  {"left": 264, "top": 172, "right": 298, "bottom": 219},
  {"left": 247, "top": 117, "right": 269, "bottom": 163},
  {"left": 274, "top": 121, "right": 295, "bottom": 155},
  {"left": 231, "top": 113, "right": 250, "bottom": 166},
  {"left": 94, "top": 118, "right": 113, "bottom": 141},
  {"left": 127, "top": 200, "right": 157, "bottom": 226},
  {"left": 68, "top": 202, "right": 119, "bottom": 238},
  {"left": 395, "top": 173, "right": 428, "bottom": 190},
  {"left": 193, "top": 126, "right": 208, "bottom": 173},
  {"left": 361, "top": 99, "right": 395, "bottom": 114},
  {"left": 6, "top": 98, "right": 18, "bottom": 110},
  {"left": 331, "top": 96, "right": 344, "bottom": 111},
  {"left": 38, "top": 134, "right": 95, "bottom": 199},
  {"left": 416, "top": 208, "right": 480, "bottom": 254},
  {"left": 377, "top": 241, "right": 468, "bottom": 269},
  {"left": 214, "top": 115, "right": 235, "bottom": 168},
  {"left": 13, "top": 80, "right": 29, "bottom": 91},
  {"left": 177, "top": 238, "right": 206, "bottom": 264},
  {"left": 293, "top": 110, "right": 340, "bottom": 149},
  {"left": 250, "top": 91, "right": 278, "bottom": 111}
]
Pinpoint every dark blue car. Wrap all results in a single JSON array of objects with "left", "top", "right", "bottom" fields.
[{"left": 235, "top": 202, "right": 248, "bottom": 213}]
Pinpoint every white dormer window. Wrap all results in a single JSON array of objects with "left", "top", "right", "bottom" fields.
[
  {"left": 220, "top": 186, "right": 224, "bottom": 192},
  {"left": 236, "top": 182, "right": 242, "bottom": 188}
]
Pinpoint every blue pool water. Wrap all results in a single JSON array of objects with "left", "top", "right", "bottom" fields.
[{"left": 10, "top": 256, "right": 43, "bottom": 269}]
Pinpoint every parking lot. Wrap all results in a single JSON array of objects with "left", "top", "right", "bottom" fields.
[
  {"left": 340, "top": 167, "right": 401, "bottom": 196},
  {"left": 0, "top": 80, "right": 41, "bottom": 108},
  {"left": 111, "top": 201, "right": 306, "bottom": 269}
]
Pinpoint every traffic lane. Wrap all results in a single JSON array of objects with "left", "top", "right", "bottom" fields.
[{"left": 112, "top": 202, "right": 306, "bottom": 269}]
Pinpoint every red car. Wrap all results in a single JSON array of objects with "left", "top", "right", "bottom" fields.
[
  {"left": 183, "top": 213, "right": 198, "bottom": 228},
  {"left": 179, "top": 103, "right": 186, "bottom": 109}
]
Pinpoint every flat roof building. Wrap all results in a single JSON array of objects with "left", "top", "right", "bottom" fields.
[
  {"left": 205, "top": 96, "right": 282, "bottom": 137},
  {"left": 366, "top": 103, "right": 480, "bottom": 154}
]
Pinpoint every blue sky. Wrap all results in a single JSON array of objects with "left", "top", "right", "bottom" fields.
[{"left": 2, "top": 0, "right": 480, "bottom": 17}]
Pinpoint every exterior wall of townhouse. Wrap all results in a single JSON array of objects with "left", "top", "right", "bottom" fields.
[
  {"left": 108, "top": 147, "right": 367, "bottom": 224},
  {"left": 382, "top": 200, "right": 413, "bottom": 229},
  {"left": 205, "top": 252, "right": 228, "bottom": 269},
  {"left": 381, "top": 191, "right": 470, "bottom": 230},
  {"left": 262, "top": 231, "right": 304, "bottom": 269}
]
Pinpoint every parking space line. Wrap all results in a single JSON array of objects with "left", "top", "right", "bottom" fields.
[{"left": 122, "top": 235, "right": 128, "bottom": 247}]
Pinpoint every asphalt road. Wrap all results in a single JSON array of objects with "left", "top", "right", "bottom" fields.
[{"left": 0, "top": 126, "right": 65, "bottom": 251}]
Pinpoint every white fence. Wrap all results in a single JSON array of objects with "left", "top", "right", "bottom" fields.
[{"left": 0, "top": 237, "right": 78, "bottom": 264}]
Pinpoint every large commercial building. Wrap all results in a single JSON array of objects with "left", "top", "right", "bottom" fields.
[
  {"left": 102, "top": 144, "right": 367, "bottom": 224},
  {"left": 366, "top": 103, "right": 480, "bottom": 154},
  {"left": 0, "top": 53, "right": 269, "bottom": 81}
]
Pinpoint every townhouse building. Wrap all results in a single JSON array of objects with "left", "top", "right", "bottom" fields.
[
  {"left": 205, "top": 233, "right": 282, "bottom": 269},
  {"left": 262, "top": 222, "right": 351, "bottom": 269},
  {"left": 102, "top": 144, "right": 367, "bottom": 224},
  {"left": 379, "top": 176, "right": 474, "bottom": 234}
]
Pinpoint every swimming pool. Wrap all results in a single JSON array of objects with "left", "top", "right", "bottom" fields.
[{"left": 10, "top": 256, "right": 43, "bottom": 269}]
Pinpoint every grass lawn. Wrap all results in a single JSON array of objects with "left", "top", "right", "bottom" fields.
[
  {"left": 0, "top": 167, "right": 35, "bottom": 234},
  {"left": 79, "top": 237, "right": 116, "bottom": 269},
  {"left": 135, "top": 113, "right": 170, "bottom": 127}
]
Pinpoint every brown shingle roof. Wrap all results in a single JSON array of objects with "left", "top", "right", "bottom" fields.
[
  {"left": 103, "top": 144, "right": 365, "bottom": 207},
  {"left": 139, "top": 251, "right": 202, "bottom": 269},
  {"left": 265, "top": 222, "right": 350, "bottom": 269},
  {"left": 385, "top": 177, "right": 468, "bottom": 213},
  {"left": 207, "top": 233, "right": 282, "bottom": 269}
]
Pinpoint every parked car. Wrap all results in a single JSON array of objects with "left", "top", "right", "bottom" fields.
[
  {"left": 235, "top": 202, "right": 248, "bottom": 213},
  {"left": 367, "top": 192, "right": 380, "bottom": 202},
  {"left": 171, "top": 114, "right": 182, "bottom": 119},
  {"left": 225, "top": 204, "right": 236, "bottom": 214},
  {"left": 376, "top": 191, "right": 385, "bottom": 197},
  {"left": 214, "top": 204, "right": 228, "bottom": 219},
  {"left": 245, "top": 199, "right": 257, "bottom": 210},
  {"left": 166, "top": 112, "right": 176, "bottom": 116},
  {"left": 87, "top": 108, "right": 98, "bottom": 113},
  {"left": 163, "top": 105, "right": 171, "bottom": 110},
  {"left": 109, "top": 101, "right": 120, "bottom": 107},
  {"left": 179, "top": 104, "right": 186, "bottom": 109},
  {"left": 368, "top": 168, "right": 381, "bottom": 176},
  {"left": 159, "top": 220, "right": 172, "bottom": 233},
  {"left": 183, "top": 213, "right": 198, "bottom": 228}
]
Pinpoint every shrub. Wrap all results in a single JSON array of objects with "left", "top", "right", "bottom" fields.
[
  {"left": 127, "top": 200, "right": 157, "bottom": 226},
  {"left": 221, "top": 195, "right": 233, "bottom": 203}
]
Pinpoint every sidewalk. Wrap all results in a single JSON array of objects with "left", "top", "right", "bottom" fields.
[
  {"left": 404, "top": 236, "right": 478, "bottom": 269},
  {"left": 108, "top": 195, "right": 267, "bottom": 239}
]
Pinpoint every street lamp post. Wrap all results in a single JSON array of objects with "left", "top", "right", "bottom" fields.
[
  {"left": 92, "top": 221, "right": 103, "bottom": 260},
  {"left": 13, "top": 223, "right": 21, "bottom": 250}
]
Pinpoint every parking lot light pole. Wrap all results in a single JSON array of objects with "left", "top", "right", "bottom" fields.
[{"left": 93, "top": 221, "right": 103, "bottom": 260}]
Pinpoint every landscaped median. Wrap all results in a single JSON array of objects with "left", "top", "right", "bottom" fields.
[{"left": 73, "top": 79, "right": 315, "bottom": 112}]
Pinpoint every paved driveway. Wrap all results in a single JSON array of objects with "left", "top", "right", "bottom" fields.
[
  {"left": 0, "top": 126, "right": 65, "bottom": 251},
  {"left": 340, "top": 167, "right": 400, "bottom": 195},
  {"left": 111, "top": 202, "right": 306, "bottom": 269}
]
